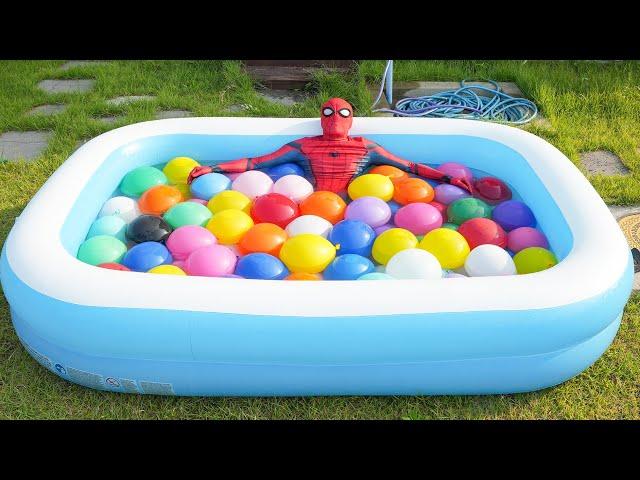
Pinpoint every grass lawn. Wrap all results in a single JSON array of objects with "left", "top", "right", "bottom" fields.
[{"left": 1, "top": 60, "right": 639, "bottom": 419}]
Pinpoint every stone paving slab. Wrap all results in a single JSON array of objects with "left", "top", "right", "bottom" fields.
[
  {"left": 258, "top": 89, "right": 307, "bottom": 106},
  {"left": 60, "top": 60, "right": 106, "bottom": 71},
  {"left": 225, "top": 104, "right": 249, "bottom": 113},
  {"left": 97, "top": 115, "right": 122, "bottom": 124},
  {"left": 608, "top": 205, "right": 640, "bottom": 220},
  {"left": 0, "top": 131, "right": 52, "bottom": 162},
  {"left": 580, "top": 150, "right": 629, "bottom": 176},
  {"left": 154, "top": 110, "right": 193, "bottom": 119},
  {"left": 38, "top": 79, "right": 95, "bottom": 94},
  {"left": 106, "top": 95, "right": 155, "bottom": 106},
  {"left": 27, "top": 104, "right": 67, "bottom": 116}
]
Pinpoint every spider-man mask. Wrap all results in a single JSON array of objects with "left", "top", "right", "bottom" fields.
[{"left": 320, "top": 98, "right": 353, "bottom": 140}]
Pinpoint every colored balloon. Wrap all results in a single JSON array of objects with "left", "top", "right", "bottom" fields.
[
  {"left": 374, "top": 223, "right": 394, "bottom": 236},
  {"left": 474, "top": 177, "right": 512, "bottom": 205},
  {"left": 392, "top": 177, "right": 434, "bottom": 205},
  {"left": 163, "top": 202, "right": 212, "bottom": 229},
  {"left": 148, "top": 264, "right": 186, "bottom": 275},
  {"left": 434, "top": 183, "right": 470, "bottom": 205},
  {"left": 208, "top": 190, "right": 252, "bottom": 214},
  {"left": 120, "top": 166, "right": 168, "bottom": 197},
  {"left": 394, "top": 203, "right": 443, "bottom": 235},
  {"left": 87, "top": 215, "right": 127, "bottom": 242},
  {"left": 126, "top": 215, "right": 173, "bottom": 244},
  {"left": 442, "top": 223, "right": 459, "bottom": 231},
  {"left": 138, "top": 185, "right": 183, "bottom": 216},
  {"left": 98, "top": 262, "right": 131, "bottom": 271},
  {"left": 285, "top": 272, "right": 322, "bottom": 280},
  {"left": 428, "top": 201, "right": 448, "bottom": 222},
  {"left": 173, "top": 183, "right": 192, "bottom": 201},
  {"left": 457, "top": 217, "right": 507, "bottom": 249},
  {"left": 238, "top": 223, "right": 288, "bottom": 257},
  {"left": 190, "top": 172, "right": 231, "bottom": 200},
  {"left": 328, "top": 220, "right": 376, "bottom": 257},
  {"left": 464, "top": 244, "right": 517, "bottom": 277},
  {"left": 418, "top": 228, "right": 470, "bottom": 269},
  {"left": 163, "top": 156, "right": 200, "bottom": 184},
  {"left": 77, "top": 235, "right": 128, "bottom": 266},
  {"left": 513, "top": 247, "right": 557, "bottom": 274},
  {"left": 266, "top": 162, "right": 306, "bottom": 181},
  {"left": 299, "top": 191, "right": 346, "bottom": 224},
  {"left": 385, "top": 248, "right": 443, "bottom": 280},
  {"left": 369, "top": 165, "right": 408, "bottom": 183},
  {"left": 507, "top": 227, "right": 549, "bottom": 253},
  {"left": 323, "top": 254, "right": 375, "bottom": 280},
  {"left": 206, "top": 209, "right": 254, "bottom": 245},
  {"left": 235, "top": 252, "right": 289, "bottom": 280},
  {"left": 273, "top": 175, "right": 314, "bottom": 203},
  {"left": 285, "top": 215, "right": 333, "bottom": 238},
  {"left": 348, "top": 174, "right": 394, "bottom": 201},
  {"left": 166, "top": 225, "right": 218, "bottom": 261},
  {"left": 189, "top": 198, "right": 208, "bottom": 205},
  {"left": 358, "top": 272, "right": 395, "bottom": 280},
  {"left": 232, "top": 170, "right": 274, "bottom": 200},
  {"left": 250, "top": 193, "right": 299, "bottom": 228},
  {"left": 185, "top": 244, "right": 237, "bottom": 277},
  {"left": 122, "top": 241, "right": 173, "bottom": 272},
  {"left": 371, "top": 228, "right": 418, "bottom": 265},
  {"left": 99, "top": 196, "right": 141, "bottom": 223},
  {"left": 279, "top": 234, "right": 337, "bottom": 274},
  {"left": 437, "top": 162, "right": 473, "bottom": 183},
  {"left": 447, "top": 197, "right": 492, "bottom": 225},
  {"left": 344, "top": 196, "right": 392, "bottom": 228},
  {"left": 492, "top": 200, "right": 536, "bottom": 232}
]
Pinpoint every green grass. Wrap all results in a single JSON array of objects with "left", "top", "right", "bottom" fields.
[{"left": 1, "top": 60, "right": 639, "bottom": 419}]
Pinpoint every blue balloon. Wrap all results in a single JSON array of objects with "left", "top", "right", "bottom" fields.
[
  {"left": 387, "top": 200, "right": 401, "bottom": 217},
  {"left": 234, "top": 253, "right": 289, "bottom": 280},
  {"left": 323, "top": 254, "right": 375, "bottom": 281},
  {"left": 266, "top": 162, "right": 305, "bottom": 181},
  {"left": 122, "top": 241, "right": 172, "bottom": 272},
  {"left": 87, "top": 215, "right": 127, "bottom": 242},
  {"left": 190, "top": 173, "right": 231, "bottom": 200},
  {"left": 328, "top": 220, "right": 376, "bottom": 257},
  {"left": 358, "top": 272, "right": 394, "bottom": 280}
]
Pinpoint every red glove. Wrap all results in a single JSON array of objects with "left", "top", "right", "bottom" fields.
[{"left": 187, "top": 166, "right": 213, "bottom": 185}]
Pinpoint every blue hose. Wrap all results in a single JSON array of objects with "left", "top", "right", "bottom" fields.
[{"left": 372, "top": 78, "right": 538, "bottom": 125}]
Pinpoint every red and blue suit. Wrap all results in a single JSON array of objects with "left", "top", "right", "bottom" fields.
[{"left": 187, "top": 97, "right": 474, "bottom": 194}]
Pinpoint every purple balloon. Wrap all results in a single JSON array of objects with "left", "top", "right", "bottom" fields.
[
  {"left": 437, "top": 162, "right": 473, "bottom": 183},
  {"left": 345, "top": 196, "right": 391, "bottom": 228},
  {"left": 374, "top": 223, "right": 394, "bottom": 236},
  {"left": 434, "top": 184, "right": 470, "bottom": 205},
  {"left": 492, "top": 200, "right": 536, "bottom": 231},
  {"left": 507, "top": 227, "right": 549, "bottom": 253}
]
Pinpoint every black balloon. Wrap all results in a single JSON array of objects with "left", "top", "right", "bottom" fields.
[{"left": 126, "top": 215, "right": 173, "bottom": 244}]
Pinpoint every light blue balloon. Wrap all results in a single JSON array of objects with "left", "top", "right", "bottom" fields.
[
  {"left": 190, "top": 173, "right": 231, "bottom": 200},
  {"left": 87, "top": 215, "right": 127, "bottom": 242},
  {"left": 358, "top": 272, "right": 394, "bottom": 280}
]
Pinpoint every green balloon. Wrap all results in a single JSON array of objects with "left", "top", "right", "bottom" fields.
[
  {"left": 119, "top": 166, "right": 167, "bottom": 197},
  {"left": 447, "top": 198, "right": 492, "bottom": 225},
  {"left": 513, "top": 247, "right": 557, "bottom": 274},
  {"left": 442, "top": 222, "right": 459, "bottom": 231},
  {"left": 163, "top": 202, "right": 212, "bottom": 228},
  {"left": 77, "top": 235, "right": 127, "bottom": 266}
]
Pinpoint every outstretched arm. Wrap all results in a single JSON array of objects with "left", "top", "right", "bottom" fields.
[
  {"left": 187, "top": 142, "right": 306, "bottom": 184},
  {"left": 365, "top": 142, "right": 474, "bottom": 193}
]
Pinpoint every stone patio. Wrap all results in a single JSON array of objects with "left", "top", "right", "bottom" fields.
[
  {"left": 0, "top": 131, "right": 53, "bottom": 162},
  {"left": 38, "top": 79, "right": 95, "bottom": 94},
  {"left": 27, "top": 104, "right": 67, "bottom": 116},
  {"left": 580, "top": 150, "right": 629, "bottom": 176},
  {"left": 258, "top": 89, "right": 306, "bottom": 106},
  {"left": 154, "top": 110, "right": 193, "bottom": 119},
  {"left": 59, "top": 60, "right": 106, "bottom": 71},
  {"left": 106, "top": 95, "right": 155, "bottom": 106},
  {"left": 97, "top": 115, "right": 121, "bottom": 124}
]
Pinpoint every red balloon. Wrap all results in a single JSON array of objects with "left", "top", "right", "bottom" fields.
[
  {"left": 457, "top": 218, "right": 507, "bottom": 249},
  {"left": 98, "top": 262, "right": 131, "bottom": 271},
  {"left": 428, "top": 201, "right": 448, "bottom": 223},
  {"left": 251, "top": 193, "right": 299, "bottom": 228},
  {"left": 474, "top": 177, "right": 512, "bottom": 205}
]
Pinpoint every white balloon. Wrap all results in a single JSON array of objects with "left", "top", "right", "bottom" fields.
[
  {"left": 464, "top": 244, "right": 517, "bottom": 277},
  {"left": 231, "top": 170, "right": 273, "bottom": 200},
  {"left": 385, "top": 248, "right": 443, "bottom": 280},
  {"left": 99, "top": 196, "right": 140, "bottom": 224},
  {"left": 445, "top": 270, "right": 467, "bottom": 279},
  {"left": 273, "top": 175, "right": 314, "bottom": 203},
  {"left": 285, "top": 215, "right": 333, "bottom": 238}
]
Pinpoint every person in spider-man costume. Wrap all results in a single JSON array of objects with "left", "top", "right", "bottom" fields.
[{"left": 187, "top": 97, "right": 474, "bottom": 194}]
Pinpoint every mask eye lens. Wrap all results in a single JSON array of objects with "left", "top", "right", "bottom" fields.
[
  {"left": 322, "top": 107, "right": 334, "bottom": 116},
  {"left": 338, "top": 108, "right": 351, "bottom": 118}
]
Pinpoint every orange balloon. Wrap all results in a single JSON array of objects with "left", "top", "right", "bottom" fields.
[
  {"left": 299, "top": 191, "right": 346, "bottom": 225},
  {"left": 285, "top": 272, "right": 322, "bottom": 281},
  {"left": 369, "top": 165, "right": 409, "bottom": 183},
  {"left": 237, "top": 223, "right": 288, "bottom": 257},
  {"left": 138, "top": 185, "right": 183, "bottom": 215},
  {"left": 392, "top": 178, "right": 434, "bottom": 205}
]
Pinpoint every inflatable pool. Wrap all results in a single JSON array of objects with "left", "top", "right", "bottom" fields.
[{"left": 0, "top": 116, "right": 633, "bottom": 396}]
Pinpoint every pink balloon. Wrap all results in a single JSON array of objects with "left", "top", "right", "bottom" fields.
[
  {"left": 185, "top": 245, "right": 237, "bottom": 277},
  {"left": 507, "top": 227, "right": 549, "bottom": 253},
  {"left": 172, "top": 259, "right": 186, "bottom": 269},
  {"left": 188, "top": 198, "right": 208, "bottom": 205},
  {"left": 429, "top": 201, "right": 448, "bottom": 222},
  {"left": 437, "top": 162, "right": 473, "bottom": 183},
  {"left": 394, "top": 203, "right": 443, "bottom": 235},
  {"left": 166, "top": 225, "right": 217, "bottom": 261},
  {"left": 231, "top": 170, "right": 273, "bottom": 200}
]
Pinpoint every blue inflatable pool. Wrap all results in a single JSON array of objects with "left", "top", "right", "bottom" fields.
[{"left": 0, "top": 117, "right": 633, "bottom": 396}]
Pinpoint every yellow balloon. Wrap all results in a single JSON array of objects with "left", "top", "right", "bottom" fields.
[
  {"left": 418, "top": 228, "right": 470, "bottom": 269},
  {"left": 206, "top": 209, "right": 254, "bottom": 245},
  {"left": 163, "top": 157, "right": 200, "bottom": 184},
  {"left": 348, "top": 174, "right": 394, "bottom": 201},
  {"left": 279, "top": 234, "right": 336, "bottom": 274},
  {"left": 148, "top": 264, "right": 187, "bottom": 275},
  {"left": 208, "top": 190, "right": 252, "bottom": 214},
  {"left": 371, "top": 228, "right": 418, "bottom": 265},
  {"left": 173, "top": 182, "right": 192, "bottom": 200}
]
